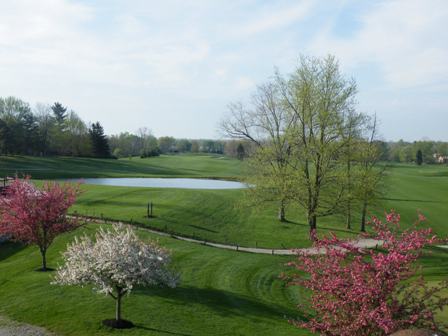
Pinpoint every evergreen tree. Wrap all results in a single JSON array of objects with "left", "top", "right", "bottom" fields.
[
  {"left": 51, "top": 102, "right": 67, "bottom": 124},
  {"left": 416, "top": 149, "right": 423, "bottom": 165},
  {"left": 89, "top": 122, "right": 111, "bottom": 158},
  {"left": 236, "top": 143, "right": 245, "bottom": 160}
]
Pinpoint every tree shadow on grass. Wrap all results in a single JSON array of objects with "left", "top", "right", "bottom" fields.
[
  {"left": 134, "top": 325, "right": 193, "bottom": 336},
  {"left": 134, "top": 285, "right": 303, "bottom": 323},
  {"left": 187, "top": 224, "right": 219, "bottom": 233},
  {"left": 0, "top": 241, "right": 26, "bottom": 262},
  {"left": 281, "top": 220, "right": 356, "bottom": 236},
  {"left": 380, "top": 197, "right": 442, "bottom": 203}
]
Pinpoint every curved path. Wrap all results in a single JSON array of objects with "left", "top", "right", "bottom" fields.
[
  {"left": 72, "top": 215, "right": 383, "bottom": 255},
  {"left": 0, "top": 316, "right": 55, "bottom": 336}
]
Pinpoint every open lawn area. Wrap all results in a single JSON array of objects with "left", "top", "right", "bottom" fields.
[
  {"left": 0, "top": 224, "right": 447, "bottom": 336},
  {"left": 2, "top": 155, "right": 448, "bottom": 247},
  {"left": 1, "top": 155, "right": 448, "bottom": 335},
  {"left": 0, "top": 154, "right": 242, "bottom": 179},
  {"left": 0, "top": 224, "right": 309, "bottom": 336}
]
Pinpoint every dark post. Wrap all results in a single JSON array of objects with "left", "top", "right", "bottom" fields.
[{"left": 147, "top": 202, "right": 154, "bottom": 218}]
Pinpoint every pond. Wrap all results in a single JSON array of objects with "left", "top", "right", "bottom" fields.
[{"left": 66, "top": 178, "right": 247, "bottom": 190}]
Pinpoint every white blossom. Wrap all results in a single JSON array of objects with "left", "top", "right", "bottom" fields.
[{"left": 53, "top": 224, "right": 178, "bottom": 295}]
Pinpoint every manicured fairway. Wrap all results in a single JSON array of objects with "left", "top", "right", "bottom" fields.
[
  {"left": 1, "top": 156, "right": 448, "bottom": 335},
  {"left": 0, "top": 154, "right": 243, "bottom": 179},
  {"left": 381, "top": 164, "right": 448, "bottom": 237},
  {"left": 0, "top": 224, "right": 447, "bottom": 336},
  {"left": 3, "top": 155, "right": 448, "bottom": 248},
  {"left": 68, "top": 163, "right": 448, "bottom": 249},
  {"left": 70, "top": 185, "right": 356, "bottom": 249},
  {"left": 0, "top": 224, "right": 310, "bottom": 336}
]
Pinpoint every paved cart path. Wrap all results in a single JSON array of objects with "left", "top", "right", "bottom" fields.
[
  {"left": 72, "top": 215, "right": 385, "bottom": 255},
  {"left": 0, "top": 317, "right": 55, "bottom": 336}
]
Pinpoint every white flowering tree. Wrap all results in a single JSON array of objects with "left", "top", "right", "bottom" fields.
[{"left": 53, "top": 224, "right": 178, "bottom": 328}]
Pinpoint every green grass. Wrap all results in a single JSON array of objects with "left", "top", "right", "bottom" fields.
[
  {"left": 4, "top": 155, "right": 448, "bottom": 247},
  {"left": 70, "top": 185, "right": 356, "bottom": 249},
  {"left": 69, "top": 163, "right": 448, "bottom": 249},
  {"left": 0, "top": 225, "right": 447, "bottom": 335},
  {"left": 380, "top": 163, "right": 448, "bottom": 237},
  {"left": 0, "top": 154, "right": 242, "bottom": 179},
  {"left": 1, "top": 156, "right": 448, "bottom": 335},
  {"left": 0, "top": 224, "right": 310, "bottom": 336}
]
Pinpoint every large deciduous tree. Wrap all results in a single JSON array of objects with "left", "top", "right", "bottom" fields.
[
  {"left": 354, "top": 115, "right": 386, "bottom": 232},
  {"left": 279, "top": 55, "right": 358, "bottom": 236},
  {"left": 0, "top": 97, "right": 39, "bottom": 155},
  {"left": 0, "top": 178, "right": 80, "bottom": 271},
  {"left": 53, "top": 224, "right": 178, "bottom": 329},
  {"left": 285, "top": 211, "right": 448, "bottom": 336},
  {"left": 221, "top": 82, "right": 295, "bottom": 222},
  {"left": 222, "top": 56, "right": 373, "bottom": 233}
]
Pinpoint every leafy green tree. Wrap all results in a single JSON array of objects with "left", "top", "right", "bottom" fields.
[
  {"left": 191, "top": 140, "right": 199, "bottom": 153},
  {"left": 278, "top": 55, "right": 358, "bottom": 236},
  {"left": 0, "top": 97, "right": 39, "bottom": 155},
  {"left": 158, "top": 136, "right": 176, "bottom": 153},
  {"left": 222, "top": 82, "right": 295, "bottom": 222},
  {"left": 65, "top": 111, "right": 91, "bottom": 156},
  {"left": 340, "top": 110, "right": 366, "bottom": 229},
  {"left": 353, "top": 116, "right": 385, "bottom": 232}
]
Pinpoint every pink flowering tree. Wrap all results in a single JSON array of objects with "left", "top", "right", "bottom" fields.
[
  {"left": 0, "top": 177, "right": 79, "bottom": 271},
  {"left": 285, "top": 211, "right": 448, "bottom": 336}
]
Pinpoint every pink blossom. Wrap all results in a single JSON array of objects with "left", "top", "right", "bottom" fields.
[{"left": 285, "top": 211, "right": 448, "bottom": 336}]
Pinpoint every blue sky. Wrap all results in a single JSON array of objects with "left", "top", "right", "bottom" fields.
[{"left": 0, "top": 0, "right": 447, "bottom": 140}]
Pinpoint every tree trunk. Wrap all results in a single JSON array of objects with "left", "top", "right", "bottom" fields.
[
  {"left": 115, "top": 290, "right": 122, "bottom": 322},
  {"left": 40, "top": 248, "right": 47, "bottom": 271},
  {"left": 278, "top": 200, "right": 286, "bottom": 222},
  {"left": 346, "top": 200, "right": 352, "bottom": 230},
  {"left": 346, "top": 158, "right": 352, "bottom": 229},
  {"left": 308, "top": 214, "right": 317, "bottom": 240},
  {"left": 360, "top": 201, "right": 367, "bottom": 232}
]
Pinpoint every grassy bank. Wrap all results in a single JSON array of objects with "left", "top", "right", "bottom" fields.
[
  {"left": 0, "top": 224, "right": 447, "bottom": 335},
  {"left": 0, "top": 154, "right": 243, "bottom": 179},
  {"left": 0, "top": 224, "right": 308, "bottom": 336}
]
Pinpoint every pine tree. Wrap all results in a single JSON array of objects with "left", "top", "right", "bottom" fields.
[
  {"left": 89, "top": 122, "right": 111, "bottom": 158},
  {"left": 236, "top": 143, "right": 245, "bottom": 160},
  {"left": 51, "top": 102, "right": 67, "bottom": 124},
  {"left": 416, "top": 149, "right": 423, "bottom": 165}
]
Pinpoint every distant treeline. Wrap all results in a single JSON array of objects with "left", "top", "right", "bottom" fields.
[
  {"left": 109, "top": 131, "right": 251, "bottom": 159},
  {"left": 2, "top": 96, "right": 446, "bottom": 162},
  {"left": 0, "top": 96, "right": 250, "bottom": 159},
  {"left": 0, "top": 97, "right": 110, "bottom": 158},
  {"left": 378, "top": 140, "right": 448, "bottom": 164}
]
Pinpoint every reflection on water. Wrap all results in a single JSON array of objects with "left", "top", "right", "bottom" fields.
[{"left": 65, "top": 178, "right": 246, "bottom": 190}]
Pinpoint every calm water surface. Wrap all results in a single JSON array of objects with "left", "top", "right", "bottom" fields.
[{"left": 67, "top": 178, "right": 246, "bottom": 190}]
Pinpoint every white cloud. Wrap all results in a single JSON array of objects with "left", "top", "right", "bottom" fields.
[
  {"left": 310, "top": 0, "right": 448, "bottom": 89},
  {"left": 237, "top": 0, "right": 315, "bottom": 36},
  {"left": 235, "top": 76, "right": 255, "bottom": 91}
]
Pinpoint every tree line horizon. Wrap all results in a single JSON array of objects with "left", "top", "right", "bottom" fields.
[{"left": 0, "top": 96, "right": 447, "bottom": 163}]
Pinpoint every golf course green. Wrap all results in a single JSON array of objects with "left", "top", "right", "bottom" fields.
[{"left": 0, "top": 154, "right": 447, "bottom": 335}]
